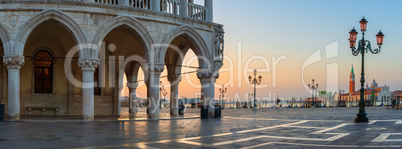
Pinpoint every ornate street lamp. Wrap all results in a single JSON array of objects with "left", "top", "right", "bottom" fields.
[
  {"left": 159, "top": 81, "right": 167, "bottom": 109},
  {"left": 219, "top": 85, "right": 227, "bottom": 107},
  {"left": 349, "top": 17, "right": 384, "bottom": 123},
  {"left": 249, "top": 69, "right": 262, "bottom": 111},
  {"left": 308, "top": 79, "right": 318, "bottom": 107}
]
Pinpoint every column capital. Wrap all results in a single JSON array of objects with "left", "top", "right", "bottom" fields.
[
  {"left": 127, "top": 82, "right": 139, "bottom": 89},
  {"left": 168, "top": 75, "right": 182, "bottom": 83},
  {"left": 197, "top": 69, "right": 218, "bottom": 80},
  {"left": 3, "top": 56, "right": 24, "bottom": 70},
  {"left": 148, "top": 64, "right": 164, "bottom": 75},
  {"left": 78, "top": 58, "right": 99, "bottom": 71}
]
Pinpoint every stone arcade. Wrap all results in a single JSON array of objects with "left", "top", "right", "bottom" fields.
[{"left": 0, "top": 0, "right": 223, "bottom": 120}]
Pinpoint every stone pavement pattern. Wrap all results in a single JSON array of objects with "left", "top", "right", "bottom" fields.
[{"left": 1, "top": 107, "right": 402, "bottom": 148}]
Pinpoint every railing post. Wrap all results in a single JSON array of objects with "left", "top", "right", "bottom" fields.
[
  {"left": 119, "top": 0, "right": 130, "bottom": 6},
  {"left": 205, "top": 0, "right": 212, "bottom": 21},
  {"left": 152, "top": 0, "right": 161, "bottom": 11},
  {"left": 180, "top": 0, "right": 187, "bottom": 16}
]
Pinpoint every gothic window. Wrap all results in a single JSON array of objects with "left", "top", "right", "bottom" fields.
[
  {"left": 94, "top": 68, "right": 101, "bottom": 95},
  {"left": 34, "top": 51, "right": 53, "bottom": 94}
]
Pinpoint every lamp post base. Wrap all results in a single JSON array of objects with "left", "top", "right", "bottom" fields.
[
  {"left": 252, "top": 107, "right": 258, "bottom": 111},
  {"left": 354, "top": 113, "right": 369, "bottom": 123}
]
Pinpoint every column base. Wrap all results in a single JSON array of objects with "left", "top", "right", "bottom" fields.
[
  {"left": 83, "top": 114, "right": 94, "bottom": 121},
  {"left": 208, "top": 106, "right": 214, "bottom": 117},
  {"left": 129, "top": 114, "right": 136, "bottom": 119},
  {"left": 354, "top": 113, "right": 369, "bottom": 123},
  {"left": 129, "top": 107, "right": 137, "bottom": 114},
  {"left": 7, "top": 113, "right": 20, "bottom": 121},
  {"left": 201, "top": 105, "right": 209, "bottom": 119},
  {"left": 148, "top": 113, "right": 159, "bottom": 120},
  {"left": 170, "top": 108, "right": 179, "bottom": 116}
]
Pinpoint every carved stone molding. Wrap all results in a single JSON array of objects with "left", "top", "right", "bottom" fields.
[
  {"left": 197, "top": 69, "right": 218, "bottom": 80},
  {"left": 214, "top": 61, "right": 223, "bottom": 69},
  {"left": 3, "top": 56, "right": 24, "bottom": 70},
  {"left": 126, "top": 82, "right": 139, "bottom": 89},
  {"left": 168, "top": 75, "right": 182, "bottom": 83},
  {"left": 78, "top": 58, "right": 99, "bottom": 71},
  {"left": 148, "top": 64, "right": 164, "bottom": 75},
  {"left": 214, "top": 26, "right": 225, "bottom": 62}
]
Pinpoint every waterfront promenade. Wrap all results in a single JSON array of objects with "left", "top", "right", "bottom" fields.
[{"left": 1, "top": 107, "right": 402, "bottom": 148}]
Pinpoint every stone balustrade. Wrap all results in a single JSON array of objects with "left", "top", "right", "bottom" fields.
[
  {"left": 161, "top": 0, "right": 181, "bottom": 15},
  {"left": 79, "top": 0, "right": 210, "bottom": 21},
  {"left": 188, "top": 3, "right": 206, "bottom": 20}
]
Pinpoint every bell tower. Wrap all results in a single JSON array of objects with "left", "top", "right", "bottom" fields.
[{"left": 349, "top": 64, "right": 355, "bottom": 93}]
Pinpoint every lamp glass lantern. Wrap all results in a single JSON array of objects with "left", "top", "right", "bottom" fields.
[
  {"left": 376, "top": 30, "right": 384, "bottom": 46},
  {"left": 360, "top": 17, "right": 368, "bottom": 32},
  {"left": 349, "top": 28, "right": 358, "bottom": 47}
]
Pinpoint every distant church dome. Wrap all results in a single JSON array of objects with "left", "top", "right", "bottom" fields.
[{"left": 371, "top": 79, "right": 378, "bottom": 88}]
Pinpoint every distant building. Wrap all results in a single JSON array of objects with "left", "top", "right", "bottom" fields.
[{"left": 338, "top": 65, "right": 391, "bottom": 103}]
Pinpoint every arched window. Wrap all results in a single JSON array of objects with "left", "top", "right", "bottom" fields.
[{"left": 34, "top": 51, "right": 53, "bottom": 94}]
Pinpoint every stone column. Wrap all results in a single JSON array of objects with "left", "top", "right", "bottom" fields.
[
  {"left": 180, "top": 0, "right": 188, "bottom": 16},
  {"left": 78, "top": 59, "right": 99, "bottom": 121},
  {"left": 147, "top": 65, "right": 164, "bottom": 119},
  {"left": 3, "top": 56, "right": 24, "bottom": 120},
  {"left": 117, "top": 85, "right": 123, "bottom": 116},
  {"left": 168, "top": 75, "right": 181, "bottom": 116},
  {"left": 127, "top": 82, "right": 138, "bottom": 114},
  {"left": 152, "top": 0, "right": 161, "bottom": 11},
  {"left": 197, "top": 70, "right": 216, "bottom": 118},
  {"left": 205, "top": 0, "right": 213, "bottom": 22}
]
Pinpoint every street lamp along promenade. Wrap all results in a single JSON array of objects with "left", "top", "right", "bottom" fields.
[
  {"left": 249, "top": 69, "right": 262, "bottom": 111},
  {"left": 159, "top": 81, "right": 167, "bottom": 109},
  {"left": 308, "top": 79, "right": 318, "bottom": 108},
  {"left": 219, "top": 85, "right": 227, "bottom": 107},
  {"left": 349, "top": 17, "right": 384, "bottom": 123}
]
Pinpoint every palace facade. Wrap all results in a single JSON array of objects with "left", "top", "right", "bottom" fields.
[{"left": 0, "top": 0, "right": 224, "bottom": 120}]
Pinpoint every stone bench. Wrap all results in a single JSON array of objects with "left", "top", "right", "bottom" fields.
[{"left": 27, "top": 106, "right": 59, "bottom": 115}]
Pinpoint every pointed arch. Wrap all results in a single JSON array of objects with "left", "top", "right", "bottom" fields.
[
  {"left": 125, "top": 62, "right": 142, "bottom": 83},
  {"left": 0, "top": 23, "right": 11, "bottom": 56},
  {"left": 92, "top": 16, "right": 153, "bottom": 63},
  {"left": 14, "top": 9, "right": 87, "bottom": 57},
  {"left": 159, "top": 25, "right": 210, "bottom": 68}
]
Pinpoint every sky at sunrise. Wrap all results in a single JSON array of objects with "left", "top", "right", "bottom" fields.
[{"left": 122, "top": 0, "right": 402, "bottom": 101}]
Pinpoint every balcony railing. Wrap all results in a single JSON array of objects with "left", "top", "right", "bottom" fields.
[
  {"left": 161, "top": 0, "right": 180, "bottom": 15},
  {"left": 130, "top": 0, "right": 151, "bottom": 9},
  {"left": 90, "top": 0, "right": 209, "bottom": 21},
  {"left": 95, "top": 0, "right": 118, "bottom": 5},
  {"left": 187, "top": 3, "right": 206, "bottom": 20}
]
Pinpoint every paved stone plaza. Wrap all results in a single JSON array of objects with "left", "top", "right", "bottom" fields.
[{"left": 1, "top": 107, "right": 402, "bottom": 148}]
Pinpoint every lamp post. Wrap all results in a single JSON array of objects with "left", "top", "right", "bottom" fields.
[
  {"left": 159, "top": 81, "right": 167, "bottom": 109},
  {"left": 349, "top": 17, "right": 384, "bottom": 123},
  {"left": 249, "top": 93, "right": 253, "bottom": 108},
  {"left": 308, "top": 79, "right": 319, "bottom": 108},
  {"left": 249, "top": 69, "right": 262, "bottom": 111},
  {"left": 219, "top": 85, "right": 227, "bottom": 107}
]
